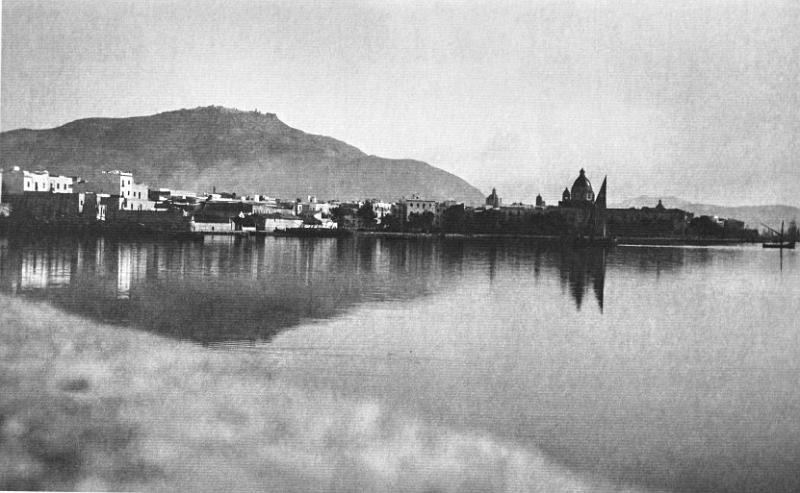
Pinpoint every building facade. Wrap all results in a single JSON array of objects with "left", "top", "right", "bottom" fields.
[
  {"left": 395, "top": 195, "right": 438, "bottom": 220},
  {"left": 47, "top": 174, "right": 74, "bottom": 193},
  {"left": 1, "top": 167, "right": 74, "bottom": 195},
  {"left": 123, "top": 182, "right": 156, "bottom": 211}
]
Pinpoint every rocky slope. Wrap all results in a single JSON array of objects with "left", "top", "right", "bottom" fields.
[{"left": 0, "top": 106, "right": 484, "bottom": 204}]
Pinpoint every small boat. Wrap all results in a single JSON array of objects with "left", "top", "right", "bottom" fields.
[
  {"left": 763, "top": 242, "right": 795, "bottom": 249},
  {"left": 762, "top": 221, "right": 796, "bottom": 249}
]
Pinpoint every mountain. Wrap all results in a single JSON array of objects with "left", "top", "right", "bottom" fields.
[
  {"left": 0, "top": 106, "right": 485, "bottom": 204},
  {"left": 612, "top": 196, "right": 800, "bottom": 230}
]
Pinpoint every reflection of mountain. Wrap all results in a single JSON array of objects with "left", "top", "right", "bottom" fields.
[
  {"left": 0, "top": 236, "right": 711, "bottom": 342},
  {"left": 0, "top": 236, "right": 467, "bottom": 343}
]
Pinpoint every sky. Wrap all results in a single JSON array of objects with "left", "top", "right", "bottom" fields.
[{"left": 2, "top": 0, "right": 799, "bottom": 206}]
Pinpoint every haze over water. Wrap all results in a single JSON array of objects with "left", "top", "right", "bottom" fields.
[{"left": 1, "top": 235, "right": 798, "bottom": 492}]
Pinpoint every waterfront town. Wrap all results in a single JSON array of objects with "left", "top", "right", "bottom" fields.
[{"left": 0, "top": 165, "right": 769, "bottom": 242}]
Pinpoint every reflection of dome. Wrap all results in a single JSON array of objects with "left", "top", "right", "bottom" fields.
[{"left": 570, "top": 168, "right": 594, "bottom": 202}]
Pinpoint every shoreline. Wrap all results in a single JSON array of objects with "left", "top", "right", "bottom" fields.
[
  {"left": 355, "top": 231, "right": 752, "bottom": 246},
  {"left": 0, "top": 223, "right": 755, "bottom": 247}
]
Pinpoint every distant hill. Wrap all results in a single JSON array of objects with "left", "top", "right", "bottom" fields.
[
  {"left": 613, "top": 196, "right": 800, "bottom": 230},
  {"left": 0, "top": 106, "right": 484, "bottom": 204}
]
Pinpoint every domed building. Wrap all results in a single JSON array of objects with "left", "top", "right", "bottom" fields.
[
  {"left": 571, "top": 168, "right": 594, "bottom": 203},
  {"left": 559, "top": 168, "right": 595, "bottom": 207}
]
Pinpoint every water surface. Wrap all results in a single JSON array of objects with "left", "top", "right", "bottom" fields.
[{"left": 1, "top": 235, "right": 798, "bottom": 492}]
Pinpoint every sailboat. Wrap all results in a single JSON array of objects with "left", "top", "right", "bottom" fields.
[
  {"left": 762, "top": 221, "right": 796, "bottom": 249},
  {"left": 574, "top": 176, "right": 617, "bottom": 247}
]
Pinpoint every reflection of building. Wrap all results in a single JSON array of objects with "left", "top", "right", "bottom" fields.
[
  {"left": 117, "top": 243, "right": 148, "bottom": 299},
  {"left": 560, "top": 248, "right": 606, "bottom": 312},
  {"left": 47, "top": 250, "right": 72, "bottom": 287},
  {"left": 18, "top": 249, "right": 72, "bottom": 290},
  {"left": 20, "top": 251, "right": 49, "bottom": 290}
]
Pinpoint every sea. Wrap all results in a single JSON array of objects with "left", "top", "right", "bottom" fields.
[{"left": 1, "top": 234, "right": 798, "bottom": 492}]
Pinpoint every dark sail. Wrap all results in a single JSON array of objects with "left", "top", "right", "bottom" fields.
[
  {"left": 593, "top": 177, "right": 607, "bottom": 238},
  {"left": 594, "top": 176, "right": 607, "bottom": 210}
]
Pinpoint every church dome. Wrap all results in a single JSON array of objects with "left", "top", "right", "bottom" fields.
[{"left": 570, "top": 168, "right": 594, "bottom": 203}]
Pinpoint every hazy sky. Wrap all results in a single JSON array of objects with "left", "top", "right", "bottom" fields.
[{"left": 2, "top": 0, "right": 799, "bottom": 206}]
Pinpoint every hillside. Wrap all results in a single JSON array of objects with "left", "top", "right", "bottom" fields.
[
  {"left": 0, "top": 106, "right": 484, "bottom": 204},
  {"left": 613, "top": 196, "right": 800, "bottom": 230}
]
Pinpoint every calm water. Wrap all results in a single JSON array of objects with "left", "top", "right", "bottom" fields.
[{"left": 1, "top": 235, "right": 799, "bottom": 492}]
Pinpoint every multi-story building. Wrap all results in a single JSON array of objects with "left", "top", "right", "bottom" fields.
[
  {"left": 395, "top": 195, "right": 438, "bottom": 221},
  {"left": 1, "top": 167, "right": 72, "bottom": 195},
  {"left": 123, "top": 181, "right": 156, "bottom": 211},
  {"left": 75, "top": 170, "right": 157, "bottom": 211},
  {"left": 47, "top": 174, "right": 74, "bottom": 193}
]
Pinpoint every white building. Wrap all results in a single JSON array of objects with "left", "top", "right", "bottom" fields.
[
  {"left": 0, "top": 167, "right": 74, "bottom": 196},
  {"left": 122, "top": 181, "right": 157, "bottom": 211},
  {"left": 47, "top": 174, "right": 74, "bottom": 193},
  {"left": 369, "top": 201, "right": 393, "bottom": 222}
]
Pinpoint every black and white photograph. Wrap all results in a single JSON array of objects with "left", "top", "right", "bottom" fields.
[{"left": 1, "top": 1, "right": 799, "bottom": 491}]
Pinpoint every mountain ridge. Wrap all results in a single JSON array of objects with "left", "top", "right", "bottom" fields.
[{"left": 0, "top": 106, "right": 485, "bottom": 204}]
